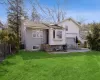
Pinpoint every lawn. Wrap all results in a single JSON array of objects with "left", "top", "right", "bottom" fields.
[{"left": 0, "top": 51, "right": 100, "bottom": 80}]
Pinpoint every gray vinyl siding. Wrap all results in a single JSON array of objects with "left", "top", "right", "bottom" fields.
[{"left": 25, "top": 29, "right": 47, "bottom": 51}]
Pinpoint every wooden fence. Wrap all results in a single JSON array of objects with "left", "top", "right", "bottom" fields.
[{"left": 0, "top": 44, "right": 12, "bottom": 61}]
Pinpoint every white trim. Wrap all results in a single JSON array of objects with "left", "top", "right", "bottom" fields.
[
  {"left": 53, "top": 39, "right": 63, "bottom": 41},
  {"left": 66, "top": 33, "right": 78, "bottom": 34}
]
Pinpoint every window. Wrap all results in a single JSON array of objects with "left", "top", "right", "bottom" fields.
[
  {"left": 33, "top": 45, "right": 40, "bottom": 50},
  {"left": 33, "top": 31, "right": 37, "bottom": 37},
  {"left": 56, "top": 30, "right": 62, "bottom": 39},
  {"left": 32, "top": 30, "right": 43, "bottom": 38},
  {"left": 37, "top": 31, "right": 40, "bottom": 37},
  {"left": 65, "top": 26, "right": 68, "bottom": 31},
  {"left": 40, "top": 31, "right": 43, "bottom": 37},
  {"left": 53, "top": 30, "right": 63, "bottom": 39}
]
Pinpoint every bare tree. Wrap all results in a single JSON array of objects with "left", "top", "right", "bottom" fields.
[
  {"left": 7, "top": 0, "right": 26, "bottom": 50},
  {"left": 33, "top": 0, "right": 67, "bottom": 23},
  {"left": 0, "top": 0, "right": 67, "bottom": 23}
]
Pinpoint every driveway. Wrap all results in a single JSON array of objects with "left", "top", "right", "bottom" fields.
[
  {"left": 50, "top": 48, "right": 90, "bottom": 54},
  {"left": 67, "top": 48, "right": 90, "bottom": 53}
]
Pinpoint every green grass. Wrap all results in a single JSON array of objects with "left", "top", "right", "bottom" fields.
[{"left": 0, "top": 51, "right": 100, "bottom": 80}]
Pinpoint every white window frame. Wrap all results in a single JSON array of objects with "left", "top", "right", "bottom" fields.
[
  {"left": 53, "top": 30, "right": 63, "bottom": 40},
  {"left": 32, "top": 30, "right": 43, "bottom": 38}
]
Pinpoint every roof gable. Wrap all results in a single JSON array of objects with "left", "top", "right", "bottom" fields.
[{"left": 58, "top": 18, "right": 81, "bottom": 28}]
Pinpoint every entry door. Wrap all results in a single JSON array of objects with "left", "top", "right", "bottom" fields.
[{"left": 46, "top": 30, "right": 49, "bottom": 44}]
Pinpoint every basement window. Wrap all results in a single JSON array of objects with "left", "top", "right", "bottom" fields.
[{"left": 33, "top": 45, "right": 40, "bottom": 50}]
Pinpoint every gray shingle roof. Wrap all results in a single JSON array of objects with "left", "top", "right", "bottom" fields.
[{"left": 24, "top": 20, "right": 63, "bottom": 29}]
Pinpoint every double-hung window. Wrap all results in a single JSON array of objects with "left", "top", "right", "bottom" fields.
[
  {"left": 32, "top": 30, "right": 43, "bottom": 38},
  {"left": 53, "top": 30, "right": 63, "bottom": 40}
]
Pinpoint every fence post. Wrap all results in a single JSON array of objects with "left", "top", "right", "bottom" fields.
[
  {"left": 3, "top": 44, "right": 6, "bottom": 58},
  {"left": 9, "top": 44, "right": 12, "bottom": 54}
]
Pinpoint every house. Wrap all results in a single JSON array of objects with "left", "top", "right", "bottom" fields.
[
  {"left": 21, "top": 20, "right": 66, "bottom": 51},
  {"left": 21, "top": 18, "right": 85, "bottom": 51},
  {"left": 58, "top": 18, "right": 84, "bottom": 49}
]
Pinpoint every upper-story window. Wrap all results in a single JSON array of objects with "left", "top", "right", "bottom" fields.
[
  {"left": 32, "top": 30, "right": 43, "bottom": 38},
  {"left": 65, "top": 26, "right": 68, "bottom": 31}
]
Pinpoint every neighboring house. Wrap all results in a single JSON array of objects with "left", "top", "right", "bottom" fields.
[
  {"left": 21, "top": 20, "right": 66, "bottom": 51},
  {"left": 58, "top": 18, "right": 84, "bottom": 49}
]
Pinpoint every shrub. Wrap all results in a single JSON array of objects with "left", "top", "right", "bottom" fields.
[
  {"left": 87, "top": 23, "right": 100, "bottom": 51},
  {"left": 83, "top": 41, "right": 87, "bottom": 48},
  {"left": 0, "top": 30, "right": 20, "bottom": 52}
]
